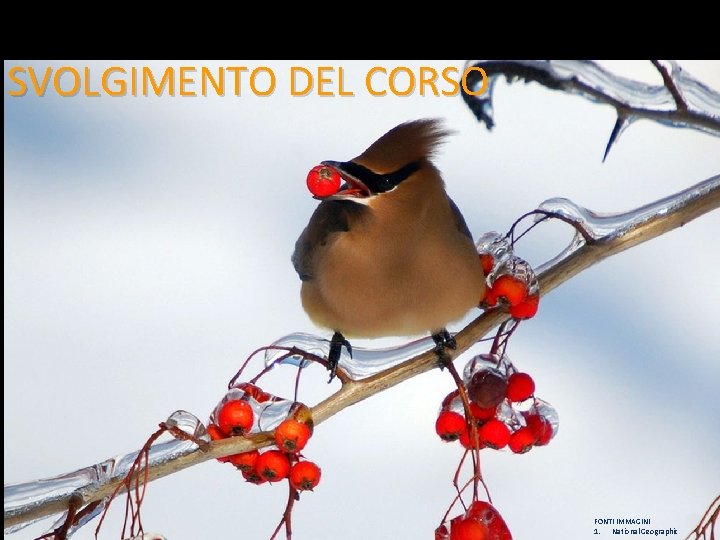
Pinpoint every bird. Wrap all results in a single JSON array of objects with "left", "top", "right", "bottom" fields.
[{"left": 292, "top": 119, "right": 485, "bottom": 377}]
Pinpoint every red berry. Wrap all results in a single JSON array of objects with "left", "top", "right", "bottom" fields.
[
  {"left": 467, "top": 370, "right": 508, "bottom": 409},
  {"left": 525, "top": 414, "right": 552, "bottom": 446},
  {"left": 275, "top": 418, "right": 312, "bottom": 452},
  {"left": 450, "top": 516, "right": 488, "bottom": 540},
  {"left": 459, "top": 428, "right": 484, "bottom": 450},
  {"left": 508, "top": 426, "right": 536, "bottom": 454},
  {"left": 465, "top": 501, "right": 512, "bottom": 540},
  {"left": 479, "top": 254, "right": 494, "bottom": 275},
  {"left": 289, "top": 460, "right": 322, "bottom": 491},
  {"left": 469, "top": 403, "right": 497, "bottom": 422},
  {"left": 241, "top": 468, "right": 267, "bottom": 485},
  {"left": 435, "top": 524, "right": 450, "bottom": 540},
  {"left": 509, "top": 294, "right": 539, "bottom": 319},
  {"left": 479, "top": 419, "right": 511, "bottom": 449},
  {"left": 207, "top": 423, "right": 231, "bottom": 463},
  {"left": 491, "top": 275, "right": 527, "bottom": 306},
  {"left": 436, "top": 411, "right": 467, "bottom": 442},
  {"left": 256, "top": 450, "right": 291, "bottom": 482},
  {"left": 506, "top": 372, "right": 535, "bottom": 402},
  {"left": 480, "top": 287, "right": 497, "bottom": 308},
  {"left": 207, "top": 423, "right": 228, "bottom": 441},
  {"left": 306, "top": 165, "right": 341, "bottom": 198},
  {"left": 217, "top": 400, "right": 254, "bottom": 436},
  {"left": 228, "top": 449, "right": 260, "bottom": 471}
]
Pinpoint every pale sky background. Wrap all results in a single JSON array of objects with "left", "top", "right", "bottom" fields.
[{"left": 4, "top": 60, "right": 720, "bottom": 540}]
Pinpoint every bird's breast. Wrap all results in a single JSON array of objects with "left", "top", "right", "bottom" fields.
[{"left": 300, "top": 204, "right": 485, "bottom": 338}]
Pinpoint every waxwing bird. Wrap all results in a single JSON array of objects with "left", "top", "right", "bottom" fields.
[{"left": 292, "top": 119, "right": 485, "bottom": 376}]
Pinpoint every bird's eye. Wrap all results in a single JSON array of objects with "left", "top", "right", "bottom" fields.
[{"left": 376, "top": 177, "right": 394, "bottom": 191}]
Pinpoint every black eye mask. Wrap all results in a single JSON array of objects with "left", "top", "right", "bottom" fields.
[{"left": 325, "top": 160, "right": 421, "bottom": 194}]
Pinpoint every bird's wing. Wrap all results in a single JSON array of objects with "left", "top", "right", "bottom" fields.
[
  {"left": 292, "top": 200, "right": 367, "bottom": 281},
  {"left": 447, "top": 196, "right": 474, "bottom": 241}
]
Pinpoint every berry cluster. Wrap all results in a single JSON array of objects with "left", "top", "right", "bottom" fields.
[
  {"left": 434, "top": 349, "right": 557, "bottom": 537},
  {"left": 435, "top": 500, "right": 512, "bottom": 540},
  {"left": 476, "top": 232, "right": 539, "bottom": 319},
  {"left": 436, "top": 354, "right": 558, "bottom": 454},
  {"left": 207, "top": 383, "right": 321, "bottom": 491}
]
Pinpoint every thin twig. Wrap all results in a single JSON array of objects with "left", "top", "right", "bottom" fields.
[
  {"left": 686, "top": 494, "right": 720, "bottom": 540},
  {"left": 651, "top": 60, "right": 688, "bottom": 112}
]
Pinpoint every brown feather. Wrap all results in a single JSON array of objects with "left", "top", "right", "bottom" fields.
[{"left": 353, "top": 119, "right": 452, "bottom": 173}]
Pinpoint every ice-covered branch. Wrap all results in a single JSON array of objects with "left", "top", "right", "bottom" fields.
[
  {"left": 5, "top": 175, "right": 720, "bottom": 537},
  {"left": 461, "top": 60, "right": 720, "bottom": 160}
]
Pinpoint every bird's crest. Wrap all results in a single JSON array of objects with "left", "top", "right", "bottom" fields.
[{"left": 354, "top": 119, "right": 452, "bottom": 173}]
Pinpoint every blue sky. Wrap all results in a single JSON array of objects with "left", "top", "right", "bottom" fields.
[{"left": 4, "top": 60, "right": 720, "bottom": 540}]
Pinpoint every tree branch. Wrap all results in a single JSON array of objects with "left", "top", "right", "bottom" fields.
[
  {"left": 651, "top": 60, "right": 688, "bottom": 113},
  {"left": 5, "top": 175, "right": 720, "bottom": 534},
  {"left": 460, "top": 60, "right": 720, "bottom": 160}
]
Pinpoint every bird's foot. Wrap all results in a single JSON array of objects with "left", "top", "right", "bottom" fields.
[
  {"left": 432, "top": 329, "right": 456, "bottom": 365},
  {"left": 328, "top": 331, "right": 352, "bottom": 382}
]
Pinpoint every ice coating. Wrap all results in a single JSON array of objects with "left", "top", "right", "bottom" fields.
[
  {"left": 536, "top": 197, "right": 640, "bottom": 240},
  {"left": 475, "top": 231, "right": 513, "bottom": 274},
  {"left": 446, "top": 394, "right": 467, "bottom": 416},
  {"left": 495, "top": 399, "right": 522, "bottom": 429},
  {"left": 603, "top": 115, "right": 638, "bottom": 161},
  {"left": 46, "top": 498, "right": 106, "bottom": 539},
  {"left": 264, "top": 332, "right": 442, "bottom": 380},
  {"left": 165, "top": 409, "right": 210, "bottom": 443},
  {"left": 653, "top": 60, "right": 720, "bottom": 120},
  {"left": 4, "top": 412, "right": 201, "bottom": 535},
  {"left": 552, "top": 60, "right": 676, "bottom": 110},
  {"left": 4, "top": 514, "right": 52, "bottom": 534},
  {"left": 533, "top": 175, "right": 720, "bottom": 274},
  {"left": 210, "top": 384, "right": 295, "bottom": 433},
  {"left": 462, "top": 60, "right": 720, "bottom": 137},
  {"left": 529, "top": 398, "right": 560, "bottom": 438},
  {"left": 462, "top": 353, "right": 509, "bottom": 383},
  {"left": 463, "top": 354, "right": 512, "bottom": 385},
  {"left": 497, "top": 256, "right": 539, "bottom": 296},
  {"left": 5, "top": 467, "right": 102, "bottom": 532}
]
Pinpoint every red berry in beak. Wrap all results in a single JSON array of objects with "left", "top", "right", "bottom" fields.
[{"left": 306, "top": 165, "right": 341, "bottom": 197}]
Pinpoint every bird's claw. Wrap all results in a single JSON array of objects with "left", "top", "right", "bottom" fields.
[
  {"left": 328, "top": 332, "right": 352, "bottom": 382},
  {"left": 432, "top": 329, "right": 456, "bottom": 364}
]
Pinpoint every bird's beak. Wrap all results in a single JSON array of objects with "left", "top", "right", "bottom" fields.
[{"left": 320, "top": 160, "right": 371, "bottom": 200}]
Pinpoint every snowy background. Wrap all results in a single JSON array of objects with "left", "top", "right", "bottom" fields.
[{"left": 4, "top": 60, "right": 720, "bottom": 540}]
